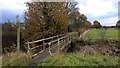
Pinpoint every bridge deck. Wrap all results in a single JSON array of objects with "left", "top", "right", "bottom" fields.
[
  {"left": 25, "top": 33, "right": 74, "bottom": 63},
  {"left": 33, "top": 39, "right": 70, "bottom": 63}
]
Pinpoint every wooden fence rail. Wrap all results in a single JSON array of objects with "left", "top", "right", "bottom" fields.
[{"left": 25, "top": 33, "right": 73, "bottom": 58}]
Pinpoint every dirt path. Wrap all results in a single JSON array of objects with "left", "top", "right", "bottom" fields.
[{"left": 80, "top": 29, "right": 89, "bottom": 38}]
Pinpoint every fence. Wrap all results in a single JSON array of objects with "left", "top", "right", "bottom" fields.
[{"left": 25, "top": 33, "right": 72, "bottom": 58}]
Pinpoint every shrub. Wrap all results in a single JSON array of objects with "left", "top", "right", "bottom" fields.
[{"left": 2, "top": 51, "right": 33, "bottom": 66}]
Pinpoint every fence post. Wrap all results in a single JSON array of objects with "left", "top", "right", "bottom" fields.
[
  {"left": 43, "top": 40, "right": 45, "bottom": 50},
  {"left": 70, "top": 34, "right": 72, "bottom": 42},
  {"left": 48, "top": 37, "right": 52, "bottom": 56},
  {"left": 57, "top": 35, "right": 60, "bottom": 53},
  {"left": 27, "top": 42, "right": 31, "bottom": 58},
  {"left": 27, "top": 42, "right": 29, "bottom": 53},
  {"left": 64, "top": 36, "right": 66, "bottom": 46}
]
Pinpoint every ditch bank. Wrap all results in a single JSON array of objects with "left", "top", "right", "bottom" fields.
[{"left": 67, "top": 39, "right": 120, "bottom": 56}]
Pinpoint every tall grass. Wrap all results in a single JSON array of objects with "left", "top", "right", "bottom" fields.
[
  {"left": 2, "top": 51, "right": 33, "bottom": 66},
  {"left": 37, "top": 53, "right": 119, "bottom": 66}
]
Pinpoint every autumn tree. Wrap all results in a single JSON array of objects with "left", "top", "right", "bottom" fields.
[
  {"left": 82, "top": 21, "right": 92, "bottom": 29},
  {"left": 22, "top": 2, "right": 68, "bottom": 42}
]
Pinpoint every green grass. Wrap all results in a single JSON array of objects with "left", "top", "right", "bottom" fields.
[
  {"left": 2, "top": 51, "right": 33, "bottom": 66},
  {"left": 37, "top": 53, "right": 119, "bottom": 66},
  {"left": 83, "top": 28, "right": 119, "bottom": 40}
]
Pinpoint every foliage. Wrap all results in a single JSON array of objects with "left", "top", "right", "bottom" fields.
[
  {"left": 22, "top": 2, "right": 69, "bottom": 42},
  {"left": 68, "top": 13, "right": 91, "bottom": 31},
  {"left": 37, "top": 53, "right": 119, "bottom": 66},
  {"left": 2, "top": 21, "right": 25, "bottom": 53},
  {"left": 116, "top": 20, "right": 120, "bottom": 27},
  {"left": 2, "top": 51, "right": 33, "bottom": 66},
  {"left": 2, "top": 21, "right": 17, "bottom": 53},
  {"left": 22, "top": 1, "right": 92, "bottom": 42},
  {"left": 92, "top": 20, "right": 102, "bottom": 28},
  {"left": 68, "top": 7, "right": 92, "bottom": 31},
  {"left": 82, "top": 21, "right": 92, "bottom": 30},
  {"left": 68, "top": 32, "right": 81, "bottom": 52}
]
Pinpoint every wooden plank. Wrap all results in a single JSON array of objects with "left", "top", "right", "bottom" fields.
[{"left": 30, "top": 44, "right": 43, "bottom": 50}]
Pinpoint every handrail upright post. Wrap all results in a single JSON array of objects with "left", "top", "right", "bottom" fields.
[
  {"left": 27, "top": 42, "right": 29, "bottom": 53},
  {"left": 48, "top": 37, "right": 53, "bottom": 56},
  {"left": 70, "top": 34, "right": 72, "bottom": 42},
  {"left": 64, "top": 35, "right": 66, "bottom": 46},
  {"left": 27, "top": 42, "right": 31, "bottom": 58},
  {"left": 57, "top": 35, "right": 60, "bottom": 53},
  {"left": 43, "top": 40, "right": 45, "bottom": 51},
  {"left": 49, "top": 37, "right": 53, "bottom": 51}
]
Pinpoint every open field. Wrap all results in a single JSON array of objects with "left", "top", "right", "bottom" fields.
[
  {"left": 37, "top": 53, "right": 119, "bottom": 66},
  {"left": 83, "top": 28, "right": 120, "bottom": 40}
]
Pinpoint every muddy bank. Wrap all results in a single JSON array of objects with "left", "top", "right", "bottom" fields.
[{"left": 67, "top": 39, "right": 120, "bottom": 56}]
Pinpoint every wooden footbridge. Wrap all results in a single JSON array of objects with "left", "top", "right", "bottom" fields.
[{"left": 25, "top": 32, "right": 76, "bottom": 62}]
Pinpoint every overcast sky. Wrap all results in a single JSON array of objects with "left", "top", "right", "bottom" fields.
[{"left": 0, "top": 0, "right": 119, "bottom": 26}]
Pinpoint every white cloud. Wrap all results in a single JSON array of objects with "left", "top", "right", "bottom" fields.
[
  {"left": 77, "top": 0, "right": 118, "bottom": 26},
  {"left": 0, "top": 0, "right": 29, "bottom": 10},
  {"left": 97, "top": 16, "right": 118, "bottom": 26},
  {"left": 89, "top": 17, "right": 118, "bottom": 26},
  {"left": 0, "top": 0, "right": 119, "bottom": 26},
  {"left": 78, "top": 0, "right": 118, "bottom": 17},
  {"left": 0, "top": 0, "right": 30, "bottom": 22}
]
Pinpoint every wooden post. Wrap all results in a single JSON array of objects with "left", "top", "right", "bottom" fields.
[
  {"left": 43, "top": 40, "right": 45, "bottom": 50},
  {"left": 68, "top": 36, "right": 70, "bottom": 45},
  {"left": 57, "top": 35, "right": 60, "bottom": 53},
  {"left": 16, "top": 15, "right": 20, "bottom": 51},
  {"left": 64, "top": 36, "right": 66, "bottom": 46},
  {"left": 48, "top": 42, "right": 52, "bottom": 56},
  {"left": 70, "top": 34, "right": 72, "bottom": 42},
  {"left": 27, "top": 42, "right": 31, "bottom": 58},
  {"left": 27, "top": 43, "right": 30, "bottom": 53}
]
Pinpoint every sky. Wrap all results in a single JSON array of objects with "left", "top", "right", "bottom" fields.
[{"left": 0, "top": 0, "right": 119, "bottom": 26}]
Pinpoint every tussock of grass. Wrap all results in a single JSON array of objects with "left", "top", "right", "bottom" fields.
[
  {"left": 37, "top": 53, "right": 119, "bottom": 66},
  {"left": 2, "top": 51, "right": 33, "bottom": 66}
]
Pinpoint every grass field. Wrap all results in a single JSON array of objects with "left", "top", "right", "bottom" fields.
[
  {"left": 2, "top": 52, "right": 120, "bottom": 66},
  {"left": 37, "top": 53, "right": 119, "bottom": 66},
  {"left": 83, "top": 28, "right": 119, "bottom": 40}
]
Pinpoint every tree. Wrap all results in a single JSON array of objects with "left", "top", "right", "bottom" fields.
[
  {"left": 92, "top": 20, "right": 102, "bottom": 28},
  {"left": 116, "top": 20, "right": 120, "bottom": 27},
  {"left": 66, "top": 2, "right": 79, "bottom": 24},
  {"left": 22, "top": 2, "right": 68, "bottom": 42},
  {"left": 2, "top": 21, "right": 17, "bottom": 53},
  {"left": 82, "top": 21, "right": 92, "bottom": 29},
  {"left": 66, "top": 2, "right": 88, "bottom": 31}
]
